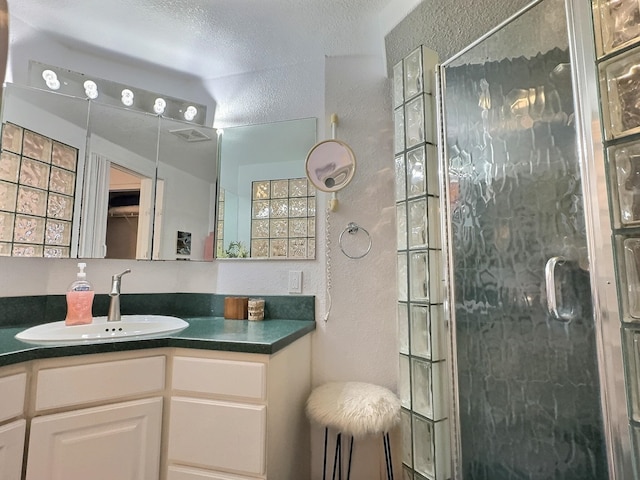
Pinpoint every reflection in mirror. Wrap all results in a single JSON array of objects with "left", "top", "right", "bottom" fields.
[
  {"left": 156, "top": 117, "right": 218, "bottom": 261},
  {"left": 0, "top": 83, "right": 219, "bottom": 261},
  {"left": 217, "top": 118, "right": 317, "bottom": 259},
  {"left": 305, "top": 139, "right": 356, "bottom": 192},
  {"left": 81, "top": 102, "right": 158, "bottom": 260}
]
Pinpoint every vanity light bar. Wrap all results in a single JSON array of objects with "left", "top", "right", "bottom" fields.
[{"left": 30, "top": 61, "right": 208, "bottom": 125}]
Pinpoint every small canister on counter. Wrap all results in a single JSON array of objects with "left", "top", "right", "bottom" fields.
[{"left": 248, "top": 298, "right": 265, "bottom": 321}]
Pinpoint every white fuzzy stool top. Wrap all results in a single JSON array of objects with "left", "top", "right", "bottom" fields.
[{"left": 306, "top": 382, "right": 401, "bottom": 438}]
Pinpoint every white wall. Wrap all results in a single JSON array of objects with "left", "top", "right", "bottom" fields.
[{"left": 3, "top": 14, "right": 398, "bottom": 480}]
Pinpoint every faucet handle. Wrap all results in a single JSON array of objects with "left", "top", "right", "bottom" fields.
[{"left": 113, "top": 269, "right": 131, "bottom": 280}]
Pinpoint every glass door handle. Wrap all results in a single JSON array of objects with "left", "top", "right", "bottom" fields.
[{"left": 545, "top": 256, "right": 573, "bottom": 323}]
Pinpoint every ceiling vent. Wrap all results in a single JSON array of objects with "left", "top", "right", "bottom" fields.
[{"left": 169, "top": 128, "right": 211, "bottom": 142}]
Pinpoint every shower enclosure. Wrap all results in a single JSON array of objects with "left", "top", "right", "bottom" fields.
[{"left": 438, "top": 0, "right": 633, "bottom": 478}]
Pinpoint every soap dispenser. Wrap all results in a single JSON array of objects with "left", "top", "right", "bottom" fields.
[{"left": 64, "top": 262, "right": 95, "bottom": 326}]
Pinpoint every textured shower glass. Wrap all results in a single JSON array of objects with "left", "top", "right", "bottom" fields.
[
  {"left": 397, "top": 203, "right": 407, "bottom": 250},
  {"left": 609, "top": 140, "right": 640, "bottom": 226},
  {"left": 600, "top": 48, "right": 640, "bottom": 139},
  {"left": 396, "top": 154, "right": 407, "bottom": 201},
  {"left": 409, "top": 251, "right": 429, "bottom": 302},
  {"left": 398, "top": 253, "right": 408, "bottom": 301},
  {"left": 442, "top": 0, "right": 607, "bottom": 475},
  {"left": 395, "top": 107, "right": 405, "bottom": 154},
  {"left": 399, "top": 354, "right": 411, "bottom": 408},
  {"left": 410, "top": 304, "right": 431, "bottom": 359},
  {"left": 408, "top": 198, "right": 428, "bottom": 248},
  {"left": 394, "top": 61, "right": 404, "bottom": 108},
  {"left": 593, "top": 0, "right": 640, "bottom": 56},
  {"left": 399, "top": 303, "right": 409, "bottom": 355},
  {"left": 407, "top": 146, "right": 426, "bottom": 198},
  {"left": 622, "top": 237, "right": 640, "bottom": 320}
]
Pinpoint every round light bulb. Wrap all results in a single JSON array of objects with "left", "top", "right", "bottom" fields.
[
  {"left": 184, "top": 105, "right": 198, "bottom": 121},
  {"left": 84, "top": 81, "right": 98, "bottom": 99},
  {"left": 153, "top": 98, "right": 166, "bottom": 114},
  {"left": 121, "top": 89, "right": 134, "bottom": 106},
  {"left": 42, "top": 69, "right": 57, "bottom": 82}
]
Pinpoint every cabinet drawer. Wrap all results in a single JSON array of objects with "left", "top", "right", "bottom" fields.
[
  {"left": 172, "top": 356, "right": 265, "bottom": 400},
  {"left": 0, "top": 373, "right": 26, "bottom": 422},
  {"left": 35, "top": 356, "right": 165, "bottom": 411},
  {"left": 168, "top": 397, "right": 266, "bottom": 476}
]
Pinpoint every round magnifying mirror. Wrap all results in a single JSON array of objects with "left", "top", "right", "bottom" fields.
[{"left": 305, "top": 139, "right": 356, "bottom": 192}]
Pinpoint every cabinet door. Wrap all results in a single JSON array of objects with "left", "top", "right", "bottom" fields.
[
  {"left": 26, "top": 397, "right": 162, "bottom": 480},
  {"left": 168, "top": 397, "right": 266, "bottom": 476},
  {"left": 0, "top": 419, "right": 26, "bottom": 480}
]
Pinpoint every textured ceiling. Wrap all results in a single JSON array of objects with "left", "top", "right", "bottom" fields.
[{"left": 9, "top": 0, "right": 392, "bottom": 80}]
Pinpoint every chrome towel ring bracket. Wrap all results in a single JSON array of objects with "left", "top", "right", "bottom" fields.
[{"left": 339, "top": 222, "right": 372, "bottom": 259}]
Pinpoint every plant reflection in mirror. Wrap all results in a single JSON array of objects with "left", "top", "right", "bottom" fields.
[{"left": 219, "top": 241, "right": 248, "bottom": 258}]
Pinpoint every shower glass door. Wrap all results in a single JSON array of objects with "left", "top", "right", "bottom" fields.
[{"left": 439, "top": 0, "right": 608, "bottom": 478}]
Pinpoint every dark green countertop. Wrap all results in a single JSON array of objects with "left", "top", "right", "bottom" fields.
[{"left": 0, "top": 317, "right": 316, "bottom": 367}]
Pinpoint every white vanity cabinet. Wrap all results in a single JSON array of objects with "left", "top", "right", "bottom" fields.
[
  {"left": 0, "top": 370, "right": 27, "bottom": 480},
  {"left": 166, "top": 335, "right": 311, "bottom": 480},
  {"left": 24, "top": 353, "right": 166, "bottom": 480}
]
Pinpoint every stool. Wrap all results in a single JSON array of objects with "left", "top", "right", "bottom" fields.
[{"left": 306, "top": 382, "right": 401, "bottom": 480}]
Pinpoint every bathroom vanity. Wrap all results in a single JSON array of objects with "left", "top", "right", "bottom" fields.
[{"left": 0, "top": 294, "right": 315, "bottom": 480}]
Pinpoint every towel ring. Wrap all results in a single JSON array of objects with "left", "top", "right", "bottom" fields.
[{"left": 339, "top": 222, "right": 372, "bottom": 259}]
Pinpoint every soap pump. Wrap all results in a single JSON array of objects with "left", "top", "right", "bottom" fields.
[{"left": 64, "top": 262, "right": 95, "bottom": 326}]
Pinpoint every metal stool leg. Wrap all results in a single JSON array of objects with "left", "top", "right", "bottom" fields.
[
  {"left": 332, "top": 432, "right": 342, "bottom": 480},
  {"left": 383, "top": 432, "right": 394, "bottom": 480},
  {"left": 345, "top": 435, "right": 354, "bottom": 480},
  {"left": 323, "top": 427, "right": 329, "bottom": 480}
]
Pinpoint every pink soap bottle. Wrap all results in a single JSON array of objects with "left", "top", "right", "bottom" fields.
[{"left": 65, "top": 262, "right": 95, "bottom": 326}]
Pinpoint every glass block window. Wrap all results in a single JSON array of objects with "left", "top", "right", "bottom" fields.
[
  {"left": 216, "top": 188, "right": 225, "bottom": 257},
  {"left": 0, "top": 122, "right": 78, "bottom": 257},
  {"left": 250, "top": 177, "right": 315, "bottom": 258}
]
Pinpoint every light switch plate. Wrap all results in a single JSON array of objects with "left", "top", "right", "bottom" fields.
[{"left": 288, "top": 271, "right": 302, "bottom": 294}]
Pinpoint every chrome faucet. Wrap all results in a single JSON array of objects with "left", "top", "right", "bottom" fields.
[{"left": 107, "top": 269, "right": 131, "bottom": 322}]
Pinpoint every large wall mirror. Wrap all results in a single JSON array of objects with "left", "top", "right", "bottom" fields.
[
  {"left": 217, "top": 118, "right": 317, "bottom": 259},
  {"left": 0, "top": 82, "right": 219, "bottom": 261}
]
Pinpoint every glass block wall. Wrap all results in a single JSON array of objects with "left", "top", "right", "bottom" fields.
[
  {"left": 592, "top": 0, "right": 640, "bottom": 473},
  {"left": 0, "top": 122, "right": 78, "bottom": 257},
  {"left": 393, "top": 46, "right": 451, "bottom": 480},
  {"left": 250, "top": 177, "right": 315, "bottom": 258}
]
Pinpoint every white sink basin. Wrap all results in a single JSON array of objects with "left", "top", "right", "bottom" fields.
[{"left": 15, "top": 315, "right": 189, "bottom": 345}]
